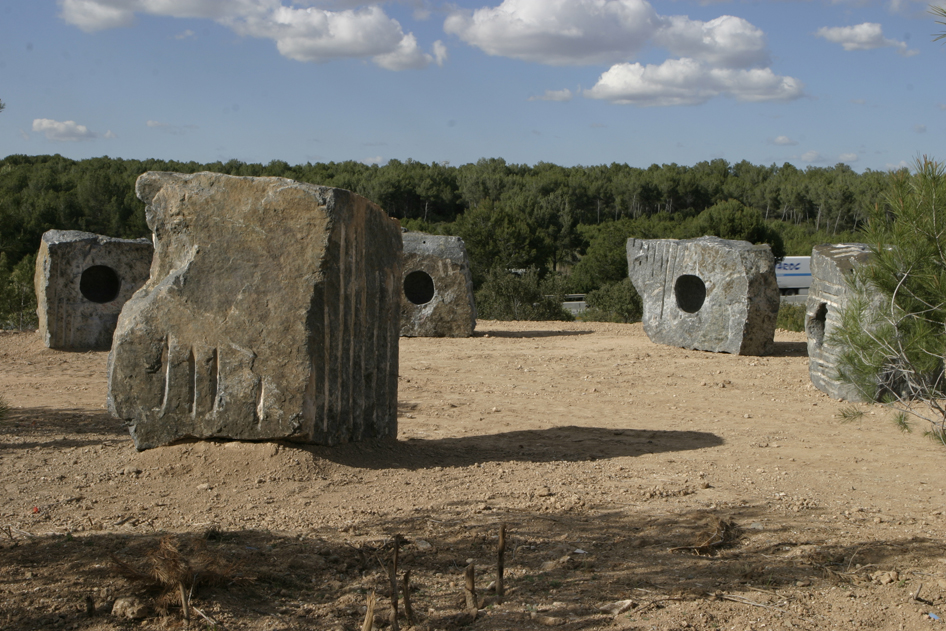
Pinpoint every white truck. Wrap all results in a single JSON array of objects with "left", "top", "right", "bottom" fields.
[{"left": 775, "top": 256, "right": 811, "bottom": 296}]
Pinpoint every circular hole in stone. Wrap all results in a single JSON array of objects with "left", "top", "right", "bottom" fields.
[
  {"left": 404, "top": 270, "right": 435, "bottom": 305},
  {"left": 79, "top": 265, "right": 121, "bottom": 303},
  {"left": 674, "top": 274, "right": 706, "bottom": 313},
  {"left": 807, "top": 302, "right": 828, "bottom": 347}
]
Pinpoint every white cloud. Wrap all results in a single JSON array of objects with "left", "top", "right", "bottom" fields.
[
  {"left": 362, "top": 155, "right": 385, "bottom": 165},
  {"left": 59, "top": 0, "right": 135, "bottom": 32},
  {"left": 772, "top": 135, "right": 798, "bottom": 146},
  {"left": 104, "top": 129, "right": 117, "bottom": 138},
  {"left": 815, "top": 23, "right": 919, "bottom": 56},
  {"left": 839, "top": 152, "right": 859, "bottom": 162},
  {"left": 174, "top": 29, "right": 196, "bottom": 40},
  {"left": 444, "top": 0, "right": 660, "bottom": 66},
  {"left": 653, "top": 15, "right": 769, "bottom": 69},
  {"left": 32, "top": 118, "right": 96, "bottom": 141},
  {"left": 444, "top": 0, "right": 800, "bottom": 107},
  {"left": 432, "top": 40, "right": 448, "bottom": 67},
  {"left": 529, "top": 88, "right": 574, "bottom": 101},
  {"left": 58, "top": 0, "right": 436, "bottom": 70},
  {"left": 445, "top": 1, "right": 770, "bottom": 68},
  {"left": 373, "top": 32, "right": 435, "bottom": 70},
  {"left": 240, "top": 5, "right": 426, "bottom": 66},
  {"left": 801, "top": 150, "right": 825, "bottom": 163},
  {"left": 914, "top": 124, "right": 927, "bottom": 133},
  {"left": 584, "top": 58, "right": 803, "bottom": 106},
  {"left": 19, "top": 129, "right": 30, "bottom": 141}
]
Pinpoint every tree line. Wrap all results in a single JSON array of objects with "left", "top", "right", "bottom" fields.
[{"left": 0, "top": 153, "right": 895, "bottom": 327}]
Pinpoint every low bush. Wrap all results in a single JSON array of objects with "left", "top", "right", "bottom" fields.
[
  {"left": 475, "top": 267, "right": 573, "bottom": 321},
  {"left": 582, "top": 278, "right": 643, "bottom": 323},
  {"left": 776, "top": 302, "right": 806, "bottom": 332}
]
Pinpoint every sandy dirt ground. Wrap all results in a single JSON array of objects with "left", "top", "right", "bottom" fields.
[{"left": 2, "top": 320, "right": 946, "bottom": 631}]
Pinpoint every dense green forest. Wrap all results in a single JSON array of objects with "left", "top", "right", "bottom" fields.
[{"left": 0, "top": 153, "right": 893, "bottom": 327}]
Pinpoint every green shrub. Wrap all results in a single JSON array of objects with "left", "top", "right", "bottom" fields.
[
  {"left": 474, "top": 267, "right": 573, "bottom": 321},
  {"left": 690, "top": 199, "right": 785, "bottom": 259},
  {"left": 582, "top": 278, "right": 643, "bottom": 323},
  {"left": 776, "top": 302, "right": 806, "bottom": 332},
  {"left": 833, "top": 157, "right": 946, "bottom": 443},
  {"left": 0, "top": 253, "right": 37, "bottom": 331}
]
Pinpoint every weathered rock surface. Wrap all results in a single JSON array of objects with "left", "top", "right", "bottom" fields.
[
  {"left": 399, "top": 231, "right": 476, "bottom": 337},
  {"left": 107, "top": 172, "right": 403, "bottom": 450},
  {"left": 34, "top": 230, "right": 153, "bottom": 351},
  {"left": 627, "top": 236, "right": 779, "bottom": 355},
  {"left": 806, "top": 243, "right": 874, "bottom": 401}
]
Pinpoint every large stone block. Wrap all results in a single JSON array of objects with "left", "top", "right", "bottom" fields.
[
  {"left": 107, "top": 172, "right": 403, "bottom": 450},
  {"left": 399, "top": 231, "right": 476, "bottom": 337},
  {"left": 806, "top": 243, "right": 874, "bottom": 401},
  {"left": 34, "top": 230, "right": 153, "bottom": 351},
  {"left": 627, "top": 236, "right": 779, "bottom": 355}
]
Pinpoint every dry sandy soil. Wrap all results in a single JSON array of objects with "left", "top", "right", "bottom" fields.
[{"left": 2, "top": 320, "right": 946, "bottom": 631}]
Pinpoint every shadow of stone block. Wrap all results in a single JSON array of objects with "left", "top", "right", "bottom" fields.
[
  {"left": 627, "top": 236, "right": 779, "bottom": 355},
  {"left": 399, "top": 232, "right": 476, "bottom": 337},
  {"left": 107, "top": 172, "right": 402, "bottom": 450},
  {"left": 34, "top": 230, "right": 153, "bottom": 351}
]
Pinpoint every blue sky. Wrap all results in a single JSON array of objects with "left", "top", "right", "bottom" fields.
[{"left": 1, "top": 0, "right": 943, "bottom": 172}]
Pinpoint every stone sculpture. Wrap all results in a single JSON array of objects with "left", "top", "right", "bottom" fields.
[
  {"left": 399, "top": 231, "right": 476, "bottom": 337},
  {"left": 626, "top": 236, "right": 779, "bottom": 355},
  {"left": 34, "top": 230, "right": 153, "bottom": 351},
  {"left": 107, "top": 172, "right": 403, "bottom": 450},
  {"left": 806, "top": 243, "right": 875, "bottom": 401}
]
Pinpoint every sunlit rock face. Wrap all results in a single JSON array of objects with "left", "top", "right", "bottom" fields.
[
  {"left": 108, "top": 172, "right": 403, "bottom": 450},
  {"left": 806, "top": 243, "right": 875, "bottom": 402},
  {"left": 35, "top": 229, "right": 153, "bottom": 351},
  {"left": 627, "top": 236, "right": 779, "bottom": 356}
]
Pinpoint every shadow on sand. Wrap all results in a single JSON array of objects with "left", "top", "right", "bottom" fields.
[{"left": 298, "top": 425, "right": 724, "bottom": 471}]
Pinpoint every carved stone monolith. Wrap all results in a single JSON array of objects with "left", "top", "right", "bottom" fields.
[
  {"left": 34, "top": 230, "right": 153, "bottom": 351},
  {"left": 399, "top": 232, "right": 476, "bottom": 337},
  {"left": 107, "top": 172, "right": 403, "bottom": 450},
  {"left": 627, "top": 236, "right": 779, "bottom": 355},
  {"left": 806, "top": 243, "right": 875, "bottom": 401}
]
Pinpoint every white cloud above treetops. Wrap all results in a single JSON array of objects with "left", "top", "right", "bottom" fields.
[
  {"left": 583, "top": 59, "right": 803, "bottom": 106},
  {"left": 529, "top": 89, "right": 574, "bottom": 102},
  {"left": 815, "top": 23, "right": 919, "bottom": 56},
  {"left": 771, "top": 135, "right": 798, "bottom": 146},
  {"left": 801, "top": 150, "right": 825, "bottom": 163},
  {"left": 58, "top": 0, "right": 439, "bottom": 69},
  {"left": 32, "top": 118, "right": 97, "bottom": 141},
  {"left": 444, "top": 0, "right": 802, "bottom": 106}
]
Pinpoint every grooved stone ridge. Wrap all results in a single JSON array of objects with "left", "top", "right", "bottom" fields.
[
  {"left": 107, "top": 172, "right": 403, "bottom": 450},
  {"left": 806, "top": 243, "right": 874, "bottom": 402},
  {"left": 399, "top": 231, "right": 476, "bottom": 337},
  {"left": 34, "top": 230, "right": 153, "bottom": 351},
  {"left": 627, "top": 236, "right": 779, "bottom": 355}
]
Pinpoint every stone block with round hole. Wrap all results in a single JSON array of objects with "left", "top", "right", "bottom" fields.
[
  {"left": 34, "top": 230, "right": 153, "bottom": 351},
  {"left": 806, "top": 243, "right": 875, "bottom": 401},
  {"left": 626, "top": 236, "right": 779, "bottom": 355},
  {"left": 399, "top": 231, "right": 476, "bottom": 337}
]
